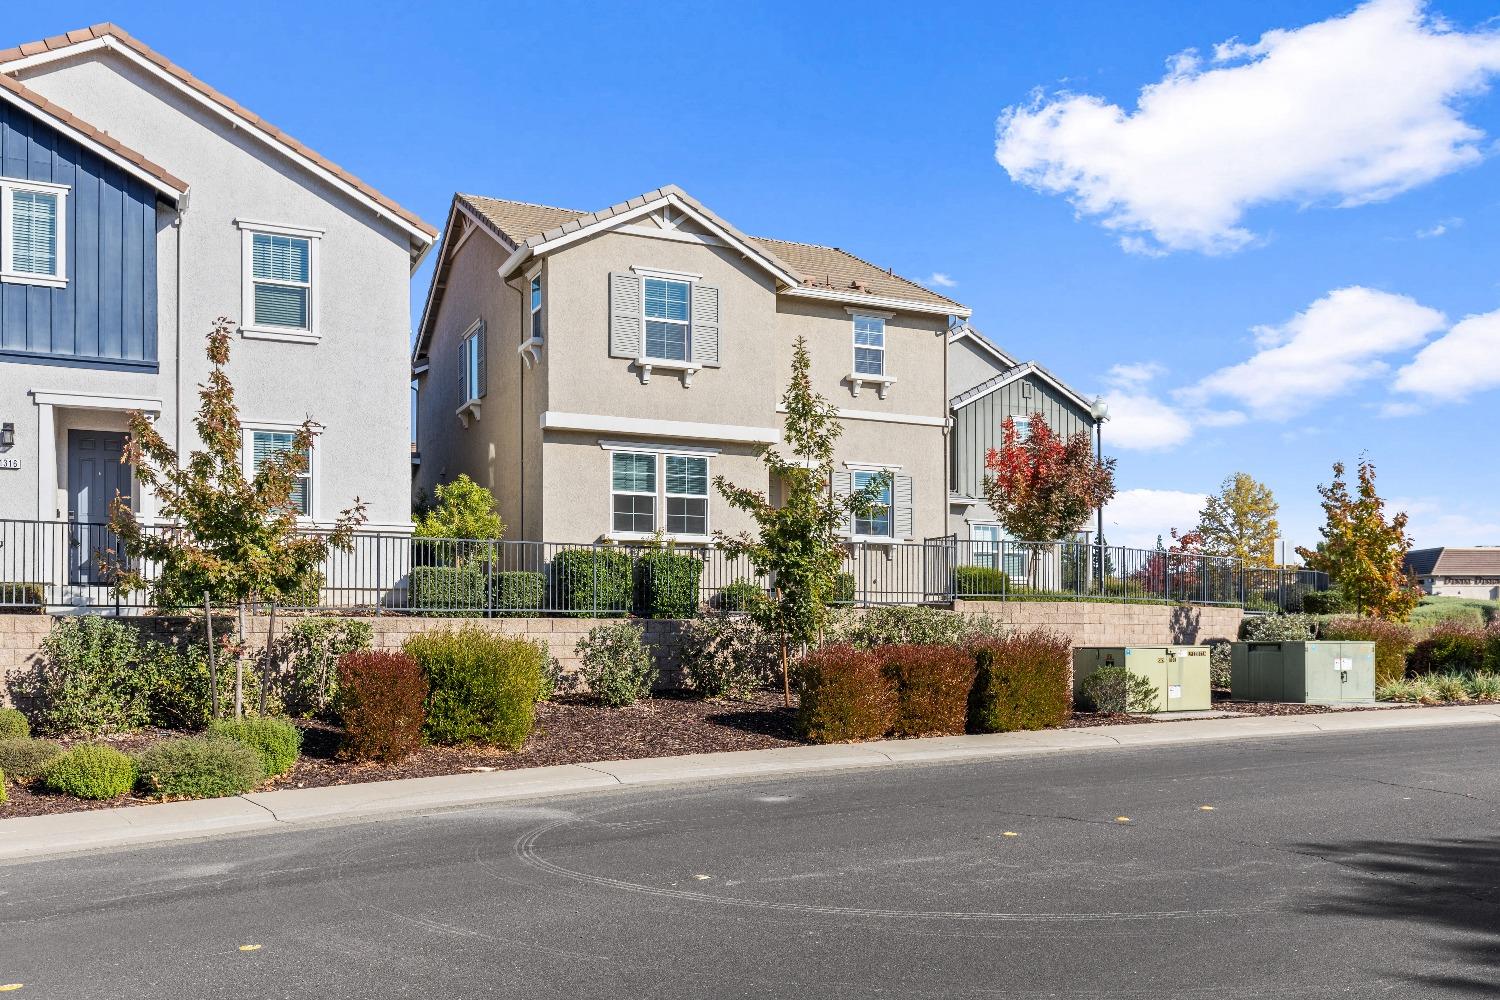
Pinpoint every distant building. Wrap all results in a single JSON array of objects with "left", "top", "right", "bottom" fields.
[{"left": 1404, "top": 548, "right": 1500, "bottom": 599}]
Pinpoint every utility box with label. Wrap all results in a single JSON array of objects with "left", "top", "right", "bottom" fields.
[
  {"left": 1230, "top": 641, "right": 1375, "bottom": 704},
  {"left": 1072, "top": 646, "right": 1213, "bottom": 712}
]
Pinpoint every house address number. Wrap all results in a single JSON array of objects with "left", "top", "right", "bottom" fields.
[{"left": 0, "top": 457, "right": 19, "bottom": 471}]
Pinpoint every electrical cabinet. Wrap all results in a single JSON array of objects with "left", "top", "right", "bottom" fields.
[
  {"left": 1230, "top": 641, "right": 1375, "bottom": 703},
  {"left": 1072, "top": 646, "right": 1213, "bottom": 712}
]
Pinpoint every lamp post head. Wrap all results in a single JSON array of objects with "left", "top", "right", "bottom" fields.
[{"left": 1090, "top": 397, "right": 1110, "bottom": 423}]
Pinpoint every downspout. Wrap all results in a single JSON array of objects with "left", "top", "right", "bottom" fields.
[{"left": 174, "top": 205, "right": 184, "bottom": 480}]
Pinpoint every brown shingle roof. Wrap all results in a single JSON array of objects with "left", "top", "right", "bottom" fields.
[
  {"left": 1404, "top": 548, "right": 1500, "bottom": 577},
  {"left": 749, "top": 235, "right": 962, "bottom": 310},
  {"left": 456, "top": 194, "right": 589, "bottom": 250},
  {"left": 0, "top": 23, "right": 437, "bottom": 243},
  {"left": 0, "top": 72, "right": 186, "bottom": 196}
]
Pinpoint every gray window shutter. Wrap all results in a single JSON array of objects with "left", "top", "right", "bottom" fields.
[
  {"left": 894, "top": 475, "right": 914, "bottom": 539},
  {"left": 609, "top": 272, "right": 643, "bottom": 359},
  {"left": 476, "top": 321, "right": 488, "bottom": 398},
  {"left": 832, "top": 470, "right": 853, "bottom": 537},
  {"left": 691, "top": 283, "right": 720, "bottom": 367}
]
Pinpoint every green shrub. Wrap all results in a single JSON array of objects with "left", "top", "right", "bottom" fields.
[
  {"left": 42, "top": 744, "right": 137, "bottom": 799},
  {"left": 1080, "top": 666, "right": 1159, "bottom": 715},
  {"left": 953, "top": 565, "right": 1009, "bottom": 597},
  {"left": 0, "top": 707, "right": 28, "bottom": 739},
  {"left": 1469, "top": 671, "right": 1500, "bottom": 701},
  {"left": 966, "top": 630, "right": 1073, "bottom": 733},
  {"left": 795, "top": 645, "right": 897, "bottom": 744},
  {"left": 831, "top": 572, "right": 857, "bottom": 605},
  {"left": 134, "top": 737, "right": 265, "bottom": 799},
  {"left": 413, "top": 474, "right": 505, "bottom": 541},
  {"left": 0, "top": 737, "right": 64, "bottom": 780},
  {"left": 840, "top": 605, "right": 1005, "bottom": 648},
  {"left": 1299, "top": 588, "right": 1349, "bottom": 614},
  {"left": 1320, "top": 616, "right": 1414, "bottom": 686},
  {"left": 716, "top": 579, "right": 767, "bottom": 614},
  {"left": 575, "top": 620, "right": 657, "bottom": 707},
  {"left": 0, "top": 581, "right": 46, "bottom": 613},
  {"left": 0, "top": 769, "right": 5, "bottom": 802},
  {"left": 1205, "top": 640, "right": 1233, "bottom": 689},
  {"left": 13, "top": 616, "right": 151, "bottom": 736},
  {"left": 140, "top": 639, "right": 270, "bottom": 731},
  {"left": 275, "top": 617, "right": 373, "bottom": 718},
  {"left": 407, "top": 628, "right": 548, "bottom": 747},
  {"left": 554, "top": 548, "right": 633, "bottom": 616},
  {"left": 1410, "top": 621, "right": 1488, "bottom": 674},
  {"left": 492, "top": 571, "right": 546, "bottom": 616},
  {"left": 410, "top": 565, "right": 486, "bottom": 617},
  {"left": 635, "top": 549, "right": 703, "bottom": 618},
  {"left": 208, "top": 717, "right": 301, "bottom": 777},
  {"left": 1411, "top": 596, "right": 1497, "bottom": 628},
  {"left": 1240, "top": 613, "right": 1317, "bottom": 642},
  {"left": 1377, "top": 678, "right": 1429, "bottom": 703},
  {"left": 1430, "top": 672, "right": 1472, "bottom": 703},
  {"left": 877, "top": 644, "right": 976, "bottom": 738},
  {"left": 336, "top": 651, "right": 429, "bottom": 762},
  {"left": 678, "top": 614, "right": 777, "bottom": 699}
]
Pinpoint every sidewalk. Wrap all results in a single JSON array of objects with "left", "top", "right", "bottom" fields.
[{"left": 4, "top": 705, "right": 1498, "bottom": 863}]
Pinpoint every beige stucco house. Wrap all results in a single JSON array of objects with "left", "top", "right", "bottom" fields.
[{"left": 412, "top": 185, "right": 969, "bottom": 548}]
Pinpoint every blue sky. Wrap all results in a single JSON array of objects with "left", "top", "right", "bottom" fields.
[{"left": 14, "top": 1, "right": 1500, "bottom": 553}]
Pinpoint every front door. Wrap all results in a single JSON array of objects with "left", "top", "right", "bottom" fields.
[{"left": 67, "top": 430, "right": 131, "bottom": 585}]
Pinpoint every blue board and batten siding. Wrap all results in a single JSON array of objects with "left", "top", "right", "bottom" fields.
[{"left": 0, "top": 100, "right": 159, "bottom": 369}]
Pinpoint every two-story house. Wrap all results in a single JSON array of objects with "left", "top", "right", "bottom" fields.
[
  {"left": 412, "top": 185, "right": 967, "bottom": 549},
  {"left": 0, "top": 25, "right": 436, "bottom": 594}
]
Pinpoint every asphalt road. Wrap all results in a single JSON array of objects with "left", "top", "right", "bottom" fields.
[{"left": 3, "top": 726, "right": 1498, "bottom": 999}]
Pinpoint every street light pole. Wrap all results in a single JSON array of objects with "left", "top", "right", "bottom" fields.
[{"left": 1089, "top": 396, "right": 1110, "bottom": 592}]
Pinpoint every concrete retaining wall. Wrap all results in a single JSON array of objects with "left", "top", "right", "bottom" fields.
[{"left": 955, "top": 600, "right": 1243, "bottom": 648}]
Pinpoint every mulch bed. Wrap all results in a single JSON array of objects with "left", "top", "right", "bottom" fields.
[{"left": 0, "top": 692, "right": 1421, "bottom": 820}]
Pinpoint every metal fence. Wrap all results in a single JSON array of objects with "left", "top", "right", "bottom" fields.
[{"left": 0, "top": 519, "right": 1327, "bottom": 615}]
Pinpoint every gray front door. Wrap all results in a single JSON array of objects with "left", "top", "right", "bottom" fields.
[{"left": 67, "top": 430, "right": 131, "bottom": 585}]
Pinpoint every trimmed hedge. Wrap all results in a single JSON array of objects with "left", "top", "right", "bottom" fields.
[
  {"left": 492, "top": 571, "right": 546, "bottom": 616},
  {"left": 135, "top": 737, "right": 265, "bottom": 799},
  {"left": 795, "top": 645, "right": 897, "bottom": 744},
  {"left": 953, "top": 565, "right": 1009, "bottom": 597},
  {"left": 966, "top": 630, "right": 1073, "bottom": 732},
  {"left": 209, "top": 717, "right": 301, "bottom": 777},
  {"left": 0, "top": 737, "right": 63, "bottom": 780},
  {"left": 1299, "top": 588, "right": 1348, "bottom": 614},
  {"left": 336, "top": 651, "right": 429, "bottom": 762},
  {"left": 716, "top": 579, "right": 766, "bottom": 613},
  {"left": 0, "top": 707, "right": 28, "bottom": 740},
  {"left": 878, "top": 644, "right": 976, "bottom": 737},
  {"left": 635, "top": 550, "right": 703, "bottom": 618},
  {"left": 554, "top": 548, "right": 633, "bottom": 616},
  {"left": 406, "top": 628, "right": 548, "bottom": 748},
  {"left": 42, "top": 744, "right": 136, "bottom": 799},
  {"left": 410, "top": 565, "right": 486, "bottom": 616},
  {"left": 1320, "top": 616, "right": 1414, "bottom": 685},
  {"left": 831, "top": 573, "right": 857, "bottom": 605}
]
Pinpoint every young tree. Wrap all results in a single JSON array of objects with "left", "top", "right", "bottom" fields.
[
  {"left": 983, "top": 414, "right": 1115, "bottom": 588},
  {"left": 1195, "top": 472, "right": 1280, "bottom": 567},
  {"left": 414, "top": 474, "right": 504, "bottom": 567},
  {"left": 1295, "top": 459, "right": 1419, "bottom": 621},
  {"left": 108, "top": 318, "right": 367, "bottom": 716},
  {"left": 714, "top": 337, "right": 884, "bottom": 705}
]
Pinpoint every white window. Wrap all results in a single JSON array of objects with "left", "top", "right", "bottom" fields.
[
  {"left": 644, "top": 277, "right": 690, "bottom": 361},
  {"left": 530, "top": 275, "right": 543, "bottom": 341},
  {"left": 1, "top": 178, "right": 67, "bottom": 287},
  {"left": 665, "top": 455, "right": 709, "bottom": 535},
  {"left": 853, "top": 314, "right": 885, "bottom": 376},
  {"left": 973, "top": 523, "right": 1024, "bottom": 578},
  {"left": 461, "top": 327, "right": 482, "bottom": 403},
  {"left": 853, "top": 469, "right": 892, "bottom": 538},
  {"left": 245, "top": 429, "right": 312, "bottom": 517},
  {"left": 611, "top": 452, "right": 657, "bottom": 534},
  {"left": 237, "top": 221, "right": 322, "bottom": 341}
]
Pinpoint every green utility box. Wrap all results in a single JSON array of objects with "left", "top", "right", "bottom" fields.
[
  {"left": 1230, "top": 641, "right": 1375, "bottom": 704},
  {"left": 1072, "top": 646, "right": 1213, "bottom": 712}
]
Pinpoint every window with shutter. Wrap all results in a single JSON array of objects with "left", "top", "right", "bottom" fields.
[
  {"left": 644, "top": 277, "right": 690, "bottom": 361},
  {"left": 853, "top": 470, "right": 893, "bottom": 538},
  {"left": 1, "top": 180, "right": 68, "bottom": 286}
]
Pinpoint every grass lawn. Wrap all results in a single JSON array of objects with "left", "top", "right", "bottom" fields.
[{"left": 1410, "top": 596, "right": 1498, "bottom": 627}]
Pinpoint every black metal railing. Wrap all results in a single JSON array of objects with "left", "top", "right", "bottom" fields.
[{"left": 0, "top": 519, "right": 1327, "bottom": 615}]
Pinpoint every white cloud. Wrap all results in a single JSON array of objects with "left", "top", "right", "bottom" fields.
[
  {"left": 1379, "top": 400, "right": 1423, "bottom": 417},
  {"left": 1102, "top": 488, "right": 1206, "bottom": 548},
  {"left": 995, "top": 0, "right": 1500, "bottom": 254},
  {"left": 1106, "top": 361, "right": 1167, "bottom": 388},
  {"left": 1100, "top": 362, "right": 1194, "bottom": 450},
  {"left": 1183, "top": 286, "right": 1446, "bottom": 418},
  {"left": 1391, "top": 497, "right": 1500, "bottom": 546},
  {"left": 1415, "top": 217, "right": 1462, "bottom": 238},
  {"left": 927, "top": 272, "right": 958, "bottom": 288},
  {"left": 1393, "top": 306, "right": 1500, "bottom": 399}
]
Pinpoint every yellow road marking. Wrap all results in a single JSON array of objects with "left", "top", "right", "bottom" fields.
[
  {"left": 238, "top": 945, "right": 262, "bottom": 952},
  {"left": 1200, "top": 805, "right": 1216, "bottom": 811},
  {"left": 0, "top": 985, "right": 24, "bottom": 991},
  {"left": 1115, "top": 817, "right": 1131, "bottom": 823},
  {"left": 1002, "top": 831, "right": 1019, "bottom": 837}
]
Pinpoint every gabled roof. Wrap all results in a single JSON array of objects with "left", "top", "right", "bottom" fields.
[
  {"left": 949, "top": 322, "right": 1017, "bottom": 370},
  {"left": 416, "top": 185, "right": 969, "bottom": 359},
  {"left": 0, "top": 71, "right": 186, "bottom": 201},
  {"left": 1404, "top": 547, "right": 1500, "bottom": 577},
  {"left": 950, "top": 359, "right": 1097, "bottom": 416},
  {"left": 0, "top": 23, "right": 437, "bottom": 258}
]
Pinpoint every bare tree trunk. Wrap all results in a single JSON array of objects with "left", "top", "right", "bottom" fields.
[
  {"left": 259, "top": 603, "right": 276, "bottom": 716},
  {"left": 235, "top": 600, "right": 246, "bottom": 719},
  {"left": 781, "top": 637, "right": 790, "bottom": 708},
  {"left": 204, "top": 592, "right": 219, "bottom": 721}
]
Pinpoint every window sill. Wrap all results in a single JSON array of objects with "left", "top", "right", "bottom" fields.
[
  {"left": 1, "top": 272, "right": 66, "bottom": 289},
  {"left": 846, "top": 535, "right": 900, "bottom": 546},
  {"left": 518, "top": 336, "right": 544, "bottom": 368},
  {"left": 607, "top": 531, "right": 713, "bottom": 546},
  {"left": 634, "top": 358, "right": 701, "bottom": 387},
  {"left": 241, "top": 326, "right": 320, "bottom": 344},
  {"left": 846, "top": 373, "right": 897, "bottom": 399},
  {"left": 455, "top": 400, "right": 482, "bottom": 428}
]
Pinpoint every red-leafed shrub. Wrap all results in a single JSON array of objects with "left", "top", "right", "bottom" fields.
[
  {"left": 1408, "top": 620, "right": 1488, "bottom": 675},
  {"left": 335, "top": 652, "right": 428, "bottom": 762},
  {"left": 966, "top": 629, "right": 1072, "bottom": 733},
  {"left": 1320, "top": 616, "right": 1414, "bottom": 685},
  {"left": 877, "top": 644, "right": 977, "bottom": 738},
  {"left": 794, "top": 645, "right": 897, "bottom": 744}
]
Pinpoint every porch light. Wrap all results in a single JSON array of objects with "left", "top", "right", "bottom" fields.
[{"left": 0, "top": 423, "right": 13, "bottom": 448}]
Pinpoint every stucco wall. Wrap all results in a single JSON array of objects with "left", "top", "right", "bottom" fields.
[{"left": 954, "top": 600, "right": 1244, "bottom": 648}]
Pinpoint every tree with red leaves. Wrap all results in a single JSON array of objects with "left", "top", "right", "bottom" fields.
[{"left": 983, "top": 414, "right": 1115, "bottom": 587}]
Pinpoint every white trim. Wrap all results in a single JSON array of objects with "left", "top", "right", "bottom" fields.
[
  {"left": 233, "top": 218, "right": 325, "bottom": 238},
  {"left": 950, "top": 361, "right": 1096, "bottom": 414},
  {"left": 242, "top": 424, "right": 318, "bottom": 522},
  {"left": 618, "top": 224, "right": 732, "bottom": 248},
  {"left": 240, "top": 327, "right": 320, "bottom": 344},
  {"left": 606, "top": 531, "right": 713, "bottom": 546},
  {"left": 600, "top": 440, "right": 721, "bottom": 456},
  {"left": 849, "top": 467, "right": 896, "bottom": 541},
  {"left": 634, "top": 358, "right": 702, "bottom": 387},
  {"left": 846, "top": 373, "right": 897, "bottom": 400},
  {"left": 459, "top": 318, "right": 483, "bottom": 404},
  {"left": 778, "top": 405, "right": 947, "bottom": 428},
  {"left": 411, "top": 360, "right": 430, "bottom": 376},
  {"left": 455, "top": 400, "right": 481, "bottom": 428},
  {"left": 542, "top": 411, "right": 778, "bottom": 445},
  {"left": 31, "top": 390, "right": 161, "bottom": 413},
  {"left": 844, "top": 460, "right": 903, "bottom": 472},
  {"left": 845, "top": 305, "right": 894, "bottom": 318},
  {"left": 0, "top": 36, "right": 433, "bottom": 247},
  {"left": 238, "top": 419, "right": 323, "bottom": 434},
  {"left": 631, "top": 265, "right": 703, "bottom": 283},
  {"left": 949, "top": 324, "right": 1016, "bottom": 369},
  {"left": 1, "top": 178, "right": 68, "bottom": 287},
  {"left": 786, "top": 285, "right": 970, "bottom": 318},
  {"left": 239, "top": 221, "right": 320, "bottom": 340}
]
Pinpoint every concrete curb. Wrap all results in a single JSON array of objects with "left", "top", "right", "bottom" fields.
[{"left": 4, "top": 704, "right": 1498, "bottom": 863}]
